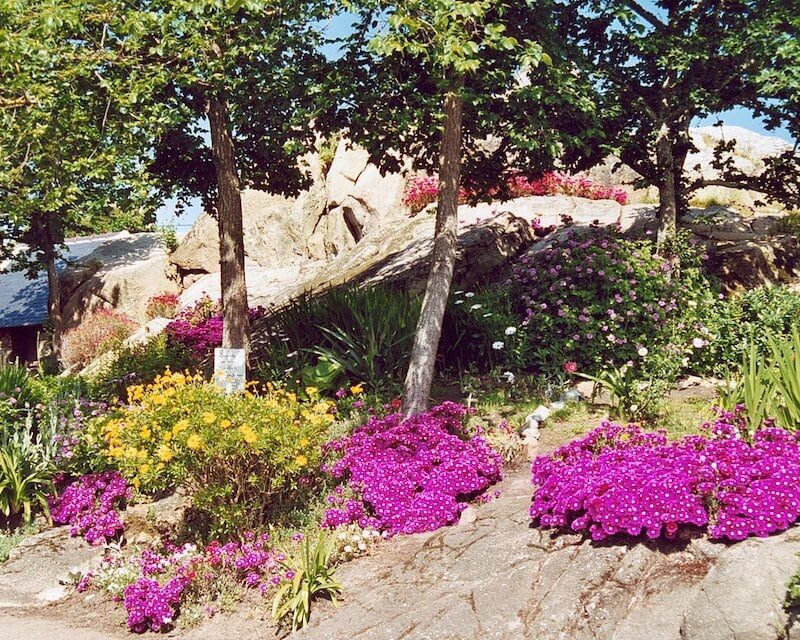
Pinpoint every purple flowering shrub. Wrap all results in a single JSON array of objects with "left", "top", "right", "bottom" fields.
[
  {"left": 322, "top": 402, "right": 503, "bottom": 535},
  {"left": 510, "top": 227, "right": 712, "bottom": 375},
  {"left": 50, "top": 471, "right": 130, "bottom": 545},
  {"left": 530, "top": 411, "right": 800, "bottom": 542},
  {"left": 82, "top": 534, "right": 312, "bottom": 632},
  {"left": 165, "top": 297, "right": 265, "bottom": 360}
]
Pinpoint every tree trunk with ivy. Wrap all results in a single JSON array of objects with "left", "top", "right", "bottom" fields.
[
  {"left": 403, "top": 82, "right": 463, "bottom": 416},
  {"left": 207, "top": 94, "right": 250, "bottom": 355}
]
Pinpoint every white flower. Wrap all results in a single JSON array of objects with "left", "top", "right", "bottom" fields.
[
  {"left": 358, "top": 542, "right": 367, "bottom": 551},
  {"left": 692, "top": 337, "right": 707, "bottom": 349},
  {"left": 470, "top": 304, "right": 483, "bottom": 311},
  {"left": 492, "top": 341, "right": 505, "bottom": 350},
  {"left": 483, "top": 312, "right": 492, "bottom": 318},
  {"left": 464, "top": 292, "right": 475, "bottom": 298},
  {"left": 607, "top": 333, "right": 616, "bottom": 343},
  {"left": 505, "top": 326, "right": 517, "bottom": 336},
  {"left": 454, "top": 290, "right": 464, "bottom": 295},
  {"left": 637, "top": 347, "right": 648, "bottom": 357},
  {"left": 343, "top": 545, "right": 353, "bottom": 553},
  {"left": 454, "top": 299, "right": 464, "bottom": 305},
  {"left": 502, "top": 371, "right": 516, "bottom": 384}
]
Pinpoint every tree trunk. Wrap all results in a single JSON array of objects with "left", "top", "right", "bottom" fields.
[
  {"left": 403, "top": 81, "right": 463, "bottom": 417},
  {"left": 207, "top": 95, "right": 250, "bottom": 354},
  {"left": 655, "top": 121, "right": 678, "bottom": 246},
  {"left": 44, "top": 245, "right": 62, "bottom": 364}
]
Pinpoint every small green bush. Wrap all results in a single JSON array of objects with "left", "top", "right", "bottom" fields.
[
  {"left": 89, "top": 333, "right": 193, "bottom": 402},
  {"left": 692, "top": 285, "right": 800, "bottom": 378},
  {"left": 0, "top": 414, "right": 58, "bottom": 526}
]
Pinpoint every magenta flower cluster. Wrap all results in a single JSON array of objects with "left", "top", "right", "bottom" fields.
[
  {"left": 322, "top": 402, "right": 503, "bottom": 535},
  {"left": 530, "top": 414, "right": 800, "bottom": 542},
  {"left": 124, "top": 574, "right": 191, "bottom": 633},
  {"left": 403, "top": 172, "right": 627, "bottom": 213},
  {"left": 120, "top": 534, "right": 298, "bottom": 632},
  {"left": 50, "top": 471, "right": 130, "bottom": 545},
  {"left": 506, "top": 172, "right": 628, "bottom": 204},
  {"left": 166, "top": 298, "right": 265, "bottom": 359}
]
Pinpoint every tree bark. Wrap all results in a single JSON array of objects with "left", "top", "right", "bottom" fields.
[
  {"left": 45, "top": 249, "right": 62, "bottom": 363},
  {"left": 655, "top": 121, "right": 678, "bottom": 246},
  {"left": 207, "top": 94, "right": 250, "bottom": 355},
  {"left": 403, "top": 81, "right": 463, "bottom": 417}
]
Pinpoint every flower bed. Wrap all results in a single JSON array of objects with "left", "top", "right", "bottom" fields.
[
  {"left": 530, "top": 412, "right": 800, "bottom": 541},
  {"left": 322, "top": 402, "right": 503, "bottom": 535},
  {"left": 403, "top": 171, "right": 627, "bottom": 213}
]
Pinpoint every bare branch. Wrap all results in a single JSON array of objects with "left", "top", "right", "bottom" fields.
[{"left": 622, "top": 0, "right": 667, "bottom": 30}]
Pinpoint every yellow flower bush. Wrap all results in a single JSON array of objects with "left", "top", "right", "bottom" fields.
[{"left": 90, "top": 370, "right": 336, "bottom": 535}]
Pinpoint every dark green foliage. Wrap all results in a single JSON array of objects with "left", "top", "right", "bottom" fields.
[{"left": 251, "top": 285, "right": 421, "bottom": 393}]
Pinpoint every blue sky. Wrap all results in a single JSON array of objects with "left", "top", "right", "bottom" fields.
[{"left": 156, "top": 9, "right": 794, "bottom": 230}]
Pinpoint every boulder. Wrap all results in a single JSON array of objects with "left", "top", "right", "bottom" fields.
[
  {"left": 0, "top": 527, "right": 104, "bottom": 608},
  {"left": 706, "top": 235, "right": 800, "bottom": 293},
  {"left": 179, "top": 194, "right": 640, "bottom": 313},
  {"left": 169, "top": 142, "right": 408, "bottom": 280},
  {"left": 170, "top": 190, "right": 309, "bottom": 276},
  {"left": 60, "top": 233, "right": 180, "bottom": 328},
  {"left": 123, "top": 491, "right": 192, "bottom": 545}
]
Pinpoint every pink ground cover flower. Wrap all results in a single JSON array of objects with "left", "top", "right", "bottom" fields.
[
  {"left": 530, "top": 411, "right": 800, "bottom": 542},
  {"left": 50, "top": 471, "right": 130, "bottom": 545},
  {"left": 321, "top": 402, "right": 503, "bottom": 535},
  {"left": 403, "top": 172, "right": 627, "bottom": 213}
]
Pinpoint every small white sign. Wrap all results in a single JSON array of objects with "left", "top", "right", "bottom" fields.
[{"left": 213, "top": 348, "right": 246, "bottom": 394}]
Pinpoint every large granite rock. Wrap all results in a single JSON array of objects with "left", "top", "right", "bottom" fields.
[
  {"left": 170, "top": 142, "right": 408, "bottom": 281},
  {"left": 180, "top": 196, "right": 632, "bottom": 310},
  {"left": 0, "top": 527, "right": 104, "bottom": 608},
  {"left": 170, "top": 190, "right": 309, "bottom": 277},
  {"left": 60, "top": 233, "right": 180, "bottom": 328},
  {"left": 293, "top": 465, "right": 800, "bottom": 640},
  {"left": 688, "top": 208, "right": 800, "bottom": 293},
  {"left": 587, "top": 125, "right": 793, "bottom": 194}
]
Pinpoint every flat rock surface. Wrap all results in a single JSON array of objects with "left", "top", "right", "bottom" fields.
[
  {"left": 0, "top": 526, "right": 104, "bottom": 609},
  {"left": 3, "top": 463, "right": 800, "bottom": 640},
  {"left": 294, "top": 464, "right": 800, "bottom": 640}
]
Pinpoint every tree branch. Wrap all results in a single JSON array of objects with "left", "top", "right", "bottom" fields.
[{"left": 622, "top": 0, "right": 667, "bottom": 30}]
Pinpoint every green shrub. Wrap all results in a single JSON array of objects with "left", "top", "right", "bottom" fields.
[
  {"left": 447, "top": 227, "right": 714, "bottom": 383},
  {"left": 692, "top": 285, "right": 800, "bottom": 378},
  {"left": 0, "top": 414, "right": 58, "bottom": 526},
  {"left": 90, "top": 370, "right": 336, "bottom": 537},
  {"left": 89, "top": 333, "right": 193, "bottom": 402},
  {"left": 252, "top": 284, "right": 421, "bottom": 393},
  {"left": 0, "top": 364, "right": 41, "bottom": 428}
]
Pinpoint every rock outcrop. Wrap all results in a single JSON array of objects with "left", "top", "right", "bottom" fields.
[
  {"left": 293, "top": 464, "right": 800, "bottom": 640},
  {"left": 60, "top": 233, "right": 180, "bottom": 329},
  {"left": 179, "top": 196, "right": 632, "bottom": 311},
  {"left": 686, "top": 208, "right": 800, "bottom": 293},
  {"left": 169, "top": 141, "right": 408, "bottom": 285}
]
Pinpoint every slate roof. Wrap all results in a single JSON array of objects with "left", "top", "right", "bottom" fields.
[{"left": 0, "top": 233, "right": 126, "bottom": 329}]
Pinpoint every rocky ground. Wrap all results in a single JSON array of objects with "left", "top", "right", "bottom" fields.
[{"left": 2, "top": 455, "right": 800, "bottom": 640}]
